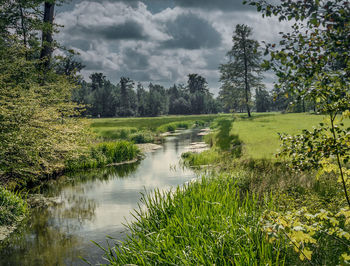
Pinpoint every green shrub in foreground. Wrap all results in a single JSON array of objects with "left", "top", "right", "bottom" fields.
[
  {"left": 0, "top": 186, "right": 27, "bottom": 226},
  {"left": 65, "top": 141, "right": 140, "bottom": 171},
  {"left": 99, "top": 176, "right": 287, "bottom": 265}
]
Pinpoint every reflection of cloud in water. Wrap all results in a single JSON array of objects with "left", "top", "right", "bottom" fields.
[{"left": 0, "top": 129, "right": 202, "bottom": 265}]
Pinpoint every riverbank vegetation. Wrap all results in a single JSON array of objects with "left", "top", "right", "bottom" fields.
[
  {"left": 100, "top": 0, "right": 350, "bottom": 262},
  {"left": 0, "top": 187, "right": 27, "bottom": 227},
  {"left": 65, "top": 141, "right": 140, "bottom": 171},
  {"left": 91, "top": 114, "right": 220, "bottom": 142},
  {"left": 102, "top": 114, "right": 350, "bottom": 265}
]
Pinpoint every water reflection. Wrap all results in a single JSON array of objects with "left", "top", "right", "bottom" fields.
[{"left": 0, "top": 129, "right": 201, "bottom": 265}]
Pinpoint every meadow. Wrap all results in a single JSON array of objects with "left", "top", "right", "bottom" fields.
[
  {"left": 232, "top": 112, "right": 350, "bottom": 159},
  {"left": 100, "top": 112, "right": 350, "bottom": 265},
  {"left": 90, "top": 114, "right": 224, "bottom": 142}
]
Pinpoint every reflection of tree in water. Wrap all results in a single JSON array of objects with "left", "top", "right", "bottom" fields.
[
  {"left": 38, "top": 162, "right": 141, "bottom": 197},
  {"left": 0, "top": 162, "right": 141, "bottom": 266},
  {"left": 0, "top": 208, "right": 83, "bottom": 266},
  {"left": 52, "top": 194, "right": 97, "bottom": 227}
]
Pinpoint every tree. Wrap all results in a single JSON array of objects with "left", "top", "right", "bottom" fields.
[
  {"left": 136, "top": 83, "right": 148, "bottom": 117},
  {"left": 148, "top": 83, "right": 168, "bottom": 116},
  {"left": 40, "top": 0, "right": 55, "bottom": 69},
  {"left": 255, "top": 87, "right": 271, "bottom": 112},
  {"left": 219, "top": 24, "right": 264, "bottom": 117},
  {"left": 187, "top": 74, "right": 210, "bottom": 114},
  {"left": 118, "top": 77, "right": 136, "bottom": 117},
  {"left": 248, "top": 0, "right": 350, "bottom": 206},
  {"left": 219, "top": 81, "right": 246, "bottom": 113},
  {"left": 246, "top": 0, "right": 350, "bottom": 262}
]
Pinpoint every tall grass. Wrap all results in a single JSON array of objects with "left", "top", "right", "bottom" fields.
[
  {"left": 0, "top": 186, "right": 27, "bottom": 226},
  {"left": 99, "top": 176, "right": 287, "bottom": 265},
  {"left": 65, "top": 141, "right": 140, "bottom": 171}
]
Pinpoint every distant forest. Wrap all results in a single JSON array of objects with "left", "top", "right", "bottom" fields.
[{"left": 71, "top": 71, "right": 315, "bottom": 118}]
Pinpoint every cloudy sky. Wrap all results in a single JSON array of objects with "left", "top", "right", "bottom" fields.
[{"left": 56, "top": 0, "right": 289, "bottom": 94}]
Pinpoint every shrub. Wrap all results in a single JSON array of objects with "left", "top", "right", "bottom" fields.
[
  {"left": 65, "top": 141, "right": 140, "bottom": 171},
  {"left": 129, "top": 131, "right": 155, "bottom": 144},
  {"left": 0, "top": 186, "right": 27, "bottom": 226}
]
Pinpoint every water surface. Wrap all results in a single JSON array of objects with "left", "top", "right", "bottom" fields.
[{"left": 0, "top": 130, "right": 201, "bottom": 265}]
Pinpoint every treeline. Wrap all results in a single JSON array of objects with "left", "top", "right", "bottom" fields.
[{"left": 72, "top": 73, "right": 222, "bottom": 117}]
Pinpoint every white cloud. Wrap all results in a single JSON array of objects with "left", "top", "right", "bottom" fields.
[{"left": 56, "top": 0, "right": 289, "bottom": 94}]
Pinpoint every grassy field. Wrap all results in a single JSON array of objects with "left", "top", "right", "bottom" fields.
[
  {"left": 90, "top": 114, "right": 227, "bottom": 141},
  {"left": 100, "top": 113, "right": 350, "bottom": 265},
  {"left": 231, "top": 113, "right": 350, "bottom": 159}
]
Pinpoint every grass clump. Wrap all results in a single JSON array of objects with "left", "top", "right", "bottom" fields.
[
  {"left": 95, "top": 127, "right": 138, "bottom": 140},
  {"left": 129, "top": 131, "right": 155, "bottom": 143},
  {"left": 0, "top": 186, "right": 27, "bottom": 226},
  {"left": 65, "top": 141, "right": 140, "bottom": 171},
  {"left": 156, "top": 120, "right": 199, "bottom": 133},
  {"left": 100, "top": 176, "right": 286, "bottom": 265},
  {"left": 181, "top": 149, "right": 222, "bottom": 167}
]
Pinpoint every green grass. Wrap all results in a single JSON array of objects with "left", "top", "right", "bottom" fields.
[
  {"left": 93, "top": 112, "right": 350, "bottom": 265},
  {"left": 231, "top": 113, "right": 350, "bottom": 159},
  {"left": 99, "top": 176, "right": 287, "bottom": 265},
  {"left": 90, "top": 114, "right": 227, "bottom": 141},
  {"left": 90, "top": 114, "right": 221, "bottom": 130},
  {"left": 65, "top": 140, "right": 140, "bottom": 171},
  {"left": 0, "top": 186, "right": 27, "bottom": 226}
]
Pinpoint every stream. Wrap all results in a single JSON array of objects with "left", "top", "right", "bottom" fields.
[{"left": 0, "top": 129, "right": 202, "bottom": 265}]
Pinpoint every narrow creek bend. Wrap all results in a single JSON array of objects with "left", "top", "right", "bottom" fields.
[{"left": 0, "top": 129, "right": 202, "bottom": 266}]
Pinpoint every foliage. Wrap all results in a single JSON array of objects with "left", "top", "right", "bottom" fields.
[
  {"left": 244, "top": 0, "right": 350, "bottom": 263},
  {"left": 255, "top": 87, "right": 272, "bottom": 112},
  {"left": 65, "top": 141, "right": 140, "bottom": 171},
  {"left": 129, "top": 131, "right": 155, "bottom": 144},
  {"left": 156, "top": 121, "right": 193, "bottom": 133},
  {"left": 247, "top": 0, "right": 350, "bottom": 205},
  {"left": 219, "top": 24, "right": 264, "bottom": 117},
  {"left": 0, "top": 186, "right": 27, "bottom": 226},
  {"left": 73, "top": 74, "right": 221, "bottom": 118},
  {"left": 0, "top": 44, "right": 91, "bottom": 189},
  {"left": 261, "top": 207, "right": 350, "bottom": 265}
]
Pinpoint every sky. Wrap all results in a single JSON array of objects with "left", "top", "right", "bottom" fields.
[{"left": 56, "top": 0, "right": 290, "bottom": 94}]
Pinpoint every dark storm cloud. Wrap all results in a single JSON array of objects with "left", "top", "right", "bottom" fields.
[
  {"left": 58, "top": 0, "right": 252, "bottom": 13},
  {"left": 173, "top": 0, "right": 253, "bottom": 11},
  {"left": 72, "top": 20, "right": 146, "bottom": 40},
  {"left": 161, "top": 13, "right": 222, "bottom": 50},
  {"left": 123, "top": 48, "right": 150, "bottom": 70},
  {"left": 83, "top": 59, "right": 105, "bottom": 70}
]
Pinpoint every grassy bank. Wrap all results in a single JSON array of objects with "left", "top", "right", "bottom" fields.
[
  {"left": 65, "top": 140, "right": 140, "bottom": 171},
  {"left": 101, "top": 113, "right": 350, "bottom": 265},
  {"left": 90, "top": 114, "right": 225, "bottom": 142},
  {"left": 0, "top": 187, "right": 27, "bottom": 227},
  {"left": 101, "top": 176, "right": 287, "bottom": 265}
]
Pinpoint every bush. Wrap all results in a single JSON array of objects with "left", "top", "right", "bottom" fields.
[
  {"left": 156, "top": 120, "right": 205, "bottom": 133},
  {"left": 129, "top": 131, "right": 154, "bottom": 144},
  {"left": 65, "top": 141, "right": 140, "bottom": 171},
  {"left": 0, "top": 186, "right": 27, "bottom": 226}
]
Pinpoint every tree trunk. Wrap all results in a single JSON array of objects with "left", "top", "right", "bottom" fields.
[
  {"left": 243, "top": 36, "right": 251, "bottom": 117},
  {"left": 18, "top": 3, "right": 27, "bottom": 48},
  {"left": 40, "top": 1, "right": 55, "bottom": 69}
]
